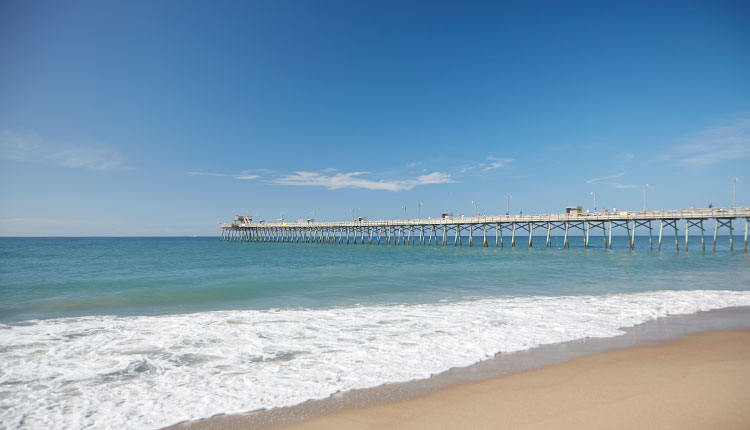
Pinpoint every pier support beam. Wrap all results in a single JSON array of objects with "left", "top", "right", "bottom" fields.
[
  {"left": 684, "top": 219, "right": 703, "bottom": 252},
  {"left": 658, "top": 221, "right": 664, "bottom": 251},
  {"left": 626, "top": 222, "right": 631, "bottom": 250},
  {"left": 584, "top": 222, "right": 590, "bottom": 248},
  {"left": 528, "top": 223, "right": 533, "bottom": 248},
  {"left": 657, "top": 220, "right": 678, "bottom": 251},
  {"left": 713, "top": 220, "right": 719, "bottom": 251}
]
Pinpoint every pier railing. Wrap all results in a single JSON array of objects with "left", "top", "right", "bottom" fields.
[{"left": 220, "top": 207, "right": 750, "bottom": 252}]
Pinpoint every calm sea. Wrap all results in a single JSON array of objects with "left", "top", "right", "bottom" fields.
[{"left": 1, "top": 236, "right": 749, "bottom": 429}]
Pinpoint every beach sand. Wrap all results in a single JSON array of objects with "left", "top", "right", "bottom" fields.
[
  {"left": 280, "top": 330, "right": 750, "bottom": 430},
  {"left": 167, "top": 308, "right": 750, "bottom": 430}
]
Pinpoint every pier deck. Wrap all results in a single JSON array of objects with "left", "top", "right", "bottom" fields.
[{"left": 221, "top": 207, "right": 750, "bottom": 252}]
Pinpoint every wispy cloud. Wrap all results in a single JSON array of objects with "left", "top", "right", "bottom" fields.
[
  {"left": 233, "top": 170, "right": 261, "bottom": 180},
  {"left": 668, "top": 117, "right": 750, "bottom": 167},
  {"left": 458, "top": 155, "right": 514, "bottom": 174},
  {"left": 586, "top": 172, "right": 636, "bottom": 189},
  {"left": 586, "top": 172, "right": 625, "bottom": 184},
  {"left": 188, "top": 170, "right": 260, "bottom": 180},
  {"left": 0, "top": 130, "right": 128, "bottom": 170},
  {"left": 188, "top": 171, "right": 226, "bottom": 177},
  {"left": 481, "top": 155, "right": 514, "bottom": 172},
  {"left": 271, "top": 170, "right": 455, "bottom": 191}
]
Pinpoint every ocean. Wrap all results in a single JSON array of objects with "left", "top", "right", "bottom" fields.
[{"left": 1, "top": 236, "right": 749, "bottom": 429}]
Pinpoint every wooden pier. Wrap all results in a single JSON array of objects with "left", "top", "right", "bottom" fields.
[{"left": 221, "top": 207, "right": 750, "bottom": 252}]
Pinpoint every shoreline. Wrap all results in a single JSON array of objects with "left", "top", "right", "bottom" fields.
[{"left": 167, "top": 306, "right": 750, "bottom": 430}]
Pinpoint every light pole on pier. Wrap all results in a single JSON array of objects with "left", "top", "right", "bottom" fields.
[
  {"left": 733, "top": 178, "right": 739, "bottom": 209},
  {"left": 472, "top": 200, "right": 478, "bottom": 217},
  {"left": 643, "top": 184, "right": 649, "bottom": 211},
  {"left": 418, "top": 202, "right": 422, "bottom": 219},
  {"left": 590, "top": 191, "right": 597, "bottom": 211},
  {"left": 506, "top": 195, "right": 512, "bottom": 215},
  {"left": 402, "top": 205, "right": 407, "bottom": 219}
]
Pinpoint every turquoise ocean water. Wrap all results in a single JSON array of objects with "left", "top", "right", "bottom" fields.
[{"left": 1, "top": 236, "right": 749, "bottom": 429}]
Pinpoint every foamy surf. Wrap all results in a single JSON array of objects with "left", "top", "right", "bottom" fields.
[{"left": 1, "top": 290, "right": 750, "bottom": 429}]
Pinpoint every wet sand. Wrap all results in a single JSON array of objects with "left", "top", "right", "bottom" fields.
[{"left": 167, "top": 307, "right": 750, "bottom": 430}]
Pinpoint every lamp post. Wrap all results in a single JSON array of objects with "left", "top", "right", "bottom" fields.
[
  {"left": 506, "top": 195, "right": 512, "bottom": 215},
  {"left": 590, "top": 191, "right": 597, "bottom": 211},
  {"left": 401, "top": 205, "right": 407, "bottom": 219},
  {"left": 733, "top": 178, "right": 739, "bottom": 209},
  {"left": 643, "top": 184, "right": 649, "bottom": 211},
  {"left": 418, "top": 202, "right": 422, "bottom": 219},
  {"left": 472, "top": 200, "right": 478, "bottom": 217}
]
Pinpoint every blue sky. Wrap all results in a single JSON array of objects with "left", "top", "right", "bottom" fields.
[{"left": 1, "top": 0, "right": 748, "bottom": 236}]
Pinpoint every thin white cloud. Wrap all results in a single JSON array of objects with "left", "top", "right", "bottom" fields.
[
  {"left": 406, "top": 161, "right": 417, "bottom": 168},
  {"left": 188, "top": 170, "right": 261, "bottom": 180},
  {"left": 586, "top": 172, "right": 625, "bottom": 184},
  {"left": 271, "top": 170, "right": 455, "bottom": 191},
  {"left": 0, "top": 130, "right": 128, "bottom": 170},
  {"left": 458, "top": 155, "right": 513, "bottom": 174},
  {"left": 586, "top": 172, "right": 636, "bottom": 189},
  {"left": 668, "top": 117, "right": 750, "bottom": 167},
  {"left": 188, "top": 171, "right": 227, "bottom": 177},
  {"left": 482, "top": 155, "right": 514, "bottom": 172},
  {"left": 190, "top": 163, "right": 458, "bottom": 191},
  {"left": 233, "top": 170, "right": 260, "bottom": 180},
  {"left": 413, "top": 171, "right": 453, "bottom": 185},
  {"left": 459, "top": 165, "right": 474, "bottom": 173}
]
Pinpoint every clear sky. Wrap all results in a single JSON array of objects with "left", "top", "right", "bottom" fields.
[{"left": 1, "top": 0, "right": 748, "bottom": 236}]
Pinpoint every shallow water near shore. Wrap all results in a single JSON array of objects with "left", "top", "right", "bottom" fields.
[{"left": 1, "top": 237, "right": 749, "bottom": 429}]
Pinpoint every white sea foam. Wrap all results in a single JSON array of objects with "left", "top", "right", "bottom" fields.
[{"left": 1, "top": 290, "right": 749, "bottom": 429}]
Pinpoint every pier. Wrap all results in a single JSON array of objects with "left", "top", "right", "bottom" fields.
[{"left": 221, "top": 207, "right": 750, "bottom": 252}]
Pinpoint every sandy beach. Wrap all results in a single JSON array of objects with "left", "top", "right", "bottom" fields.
[
  {"left": 278, "top": 330, "right": 750, "bottom": 430},
  {"left": 167, "top": 308, "right": 750, "bottom": 430}
]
